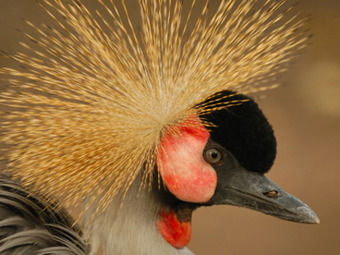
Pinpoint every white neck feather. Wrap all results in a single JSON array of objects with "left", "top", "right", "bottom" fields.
[{"left": 83, "top": 176, "right": 195, "bottom": 255}]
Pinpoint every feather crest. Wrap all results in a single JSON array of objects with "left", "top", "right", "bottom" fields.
[{"left": 0, "top": 0, "right": 307, "bottom": 218}]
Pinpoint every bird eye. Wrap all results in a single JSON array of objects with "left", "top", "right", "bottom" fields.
[{"left": 204, "top": 148, "right": 222, "bottom": 164}]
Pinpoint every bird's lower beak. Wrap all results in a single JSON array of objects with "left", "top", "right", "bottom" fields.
[{"left": 208, "top": 167, "right": 320, "bottom": 224}]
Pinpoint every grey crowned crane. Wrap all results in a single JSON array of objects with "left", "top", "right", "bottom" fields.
[{"left": 0, "top": 0, "right": 319, "bottom": 254}]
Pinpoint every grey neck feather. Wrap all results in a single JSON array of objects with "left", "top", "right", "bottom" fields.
[
  {"left": 0, "top": 173, "right": 195, "bottom": 255},
  {"left": 83, "top": 174, "right": 195, "bottom": 255},
  {"left": 0, "top": 174, "right": 89, "bottom": 255}
]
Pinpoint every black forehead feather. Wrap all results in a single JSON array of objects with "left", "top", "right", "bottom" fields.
[{"left": 199, "top": 90, "right": 276, "bottom": 174}]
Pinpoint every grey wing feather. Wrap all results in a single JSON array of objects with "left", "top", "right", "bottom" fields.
[{"left": 0, "top": 174, "right": 90, "bottom": 255}]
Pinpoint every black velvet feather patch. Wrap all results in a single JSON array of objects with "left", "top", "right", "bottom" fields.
[{"left": 199, "top": 91, "right": 277, "bottom": 174}]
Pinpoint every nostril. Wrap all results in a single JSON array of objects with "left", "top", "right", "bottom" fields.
[{"left": 263, "top": 190, "right": 280, "bottom": 198}]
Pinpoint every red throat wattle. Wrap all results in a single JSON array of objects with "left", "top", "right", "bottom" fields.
[
  {"left": 157, "top": 114, "right": 217, "bottom": 203},
  {"left": 156, "top": 209, "right": 192, "bottom": 249}
]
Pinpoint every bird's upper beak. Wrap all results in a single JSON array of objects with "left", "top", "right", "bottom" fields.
[{"left": 208, "top": 162, "right": 320, "bottom": 224}]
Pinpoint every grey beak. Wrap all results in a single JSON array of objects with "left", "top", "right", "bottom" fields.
[{"left": 209, "top": 167, "right": 320, "bottom": 224}]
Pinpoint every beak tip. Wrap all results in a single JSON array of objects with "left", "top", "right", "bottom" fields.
[
  {"left": 296, "top": 205, "right": 320, "bottom": 224},
  {"left": 307, "top": 216, "right": 320, "bottom": 224},
  {"left": 304, "top": 214, "right": 320, "bottom": 224},
  {"left": 310, "top": 214, "right": 320, "bottom": 224}
]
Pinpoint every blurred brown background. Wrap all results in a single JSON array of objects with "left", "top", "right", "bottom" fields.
[{"left": 1, "top": 0, "right": 339, "bottom": 255}]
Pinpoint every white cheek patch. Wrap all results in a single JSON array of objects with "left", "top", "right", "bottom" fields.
[{"left": 157, "top": 117, "right": 217, "bottom": 203}]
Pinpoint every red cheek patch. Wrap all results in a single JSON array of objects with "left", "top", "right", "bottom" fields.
[{"left": 157, "top": 115, "right": 217, "bottom": 203}]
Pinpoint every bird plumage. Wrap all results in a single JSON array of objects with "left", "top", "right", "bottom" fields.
[
  {"left": 0, "top": 175, "right": 89, "bottom": 255},
  {"left": 0, "top": 0, "right": 317, "bottom": 254},
  {"left": 83, "top": 173, "right": 195, "bottom": 255}
]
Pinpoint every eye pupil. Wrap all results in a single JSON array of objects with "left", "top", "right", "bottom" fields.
[{"left": 205, "top": 148, "right": 222, "bottom": 164}]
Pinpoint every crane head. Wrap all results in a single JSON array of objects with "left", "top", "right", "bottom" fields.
[{"left": 156, "top": 91, "right": 319, "bottom": 248}]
